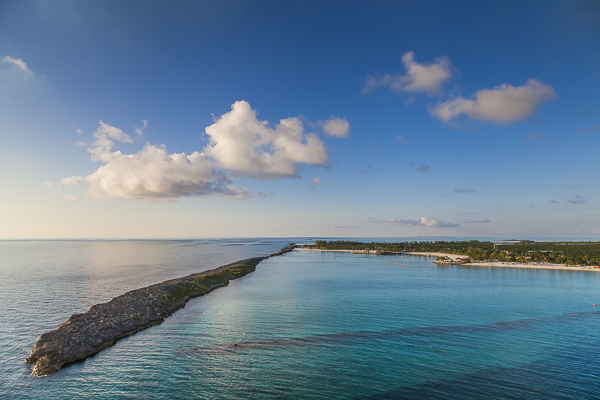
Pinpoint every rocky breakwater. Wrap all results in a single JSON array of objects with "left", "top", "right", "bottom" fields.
[{"left": 26, "top": 244, "right": 297, "bottom": 376}]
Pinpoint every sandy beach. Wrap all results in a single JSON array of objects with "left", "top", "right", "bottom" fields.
[
  {"left": 297, "top": 248, "right": 375, "bottom": 255},
  {"left": 403, "top": 251, "right": 466, "bottom": 261},
  {"left": 299, "top": 248, "right": 467, "bottom": 261},
  {"left": 299, "top": 247, "right": 600, "bottom": 272},
  {"left": 463, "top": 261, "right": 600, "bottom": 271}
]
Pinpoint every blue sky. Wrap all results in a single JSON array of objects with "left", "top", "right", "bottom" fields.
[{"left": 0, "top": 0, "right": 599, "bottom": 239}]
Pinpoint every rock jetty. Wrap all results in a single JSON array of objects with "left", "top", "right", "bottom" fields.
[{"left": 26, "top": 244, "right": 296, "bottom": 376}]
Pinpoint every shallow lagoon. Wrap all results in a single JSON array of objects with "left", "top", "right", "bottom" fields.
[{"left": 2, "top": 241, "right": 600, "bottom": 398}]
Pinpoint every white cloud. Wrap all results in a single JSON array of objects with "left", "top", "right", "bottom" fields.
[
  {"left": 397, "top": 52, "right": 453, "bottom": 95},
  {"left": 78, "top": 120, "right": 257, "bottom": 199},
  {"left": 2, "top": 56, "right": 31, "bottom": 72},
  {"left": 42, "top": 179, "right": 80, "bottom": 200},
  {"left": 87, "top": 121, "right": 133, "bottom": 164},
  {"left": 364, "top": 74, "right": 393, "bottom": 94},
  {"left": 85, "top": 142, "right": 253, "bottom": 199},
  {"left": 61, "top": 176, "right": 82, "bottom": 186},
  {"left": 430, "top": 79, "right": 558, "bottom": 124},
  {"left": 204, "top": 101, "right": 329, "bottom": 179},
  {"left": 374, "top": 216, "right": 459, "bottom": 228},
  {"left": 310, "top": 177, "right": 322, "bottom": 187},
  {"left": 61, "top": 101, "right": 344, "bottom": 200},
  {"left": 76, "top": 129, "right": 83, "bottom": 135},
  {"left": 396, "top": 135, "right": 407, "bottom": 144},
  {"left": 135, "top": 120, "right": 148, "bottom": 136},
  {"left": 331, "top": 225, "right": 358, "bottom": 229},
  {"left": 459, "top": 219, "right": 490, "bottom": 224},
  {"left": 97, "top": 120, "right": 133, "bottom": 143},
  {"left": 321, "top": 117, "right": 350, "bottom": 138},
  {"left": 364, "top": 51, "right": 453, "bottom": 96}
]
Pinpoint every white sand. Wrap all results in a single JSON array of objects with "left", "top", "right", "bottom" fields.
[
  {"left": 298, "top": 247, "right": 600, "bottom": 272},
  {"left": 463, "top": 261, "right": 600, "bottom": 271}
]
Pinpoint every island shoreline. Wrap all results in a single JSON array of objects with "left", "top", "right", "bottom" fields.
[{"left": 298, "top": 247, "right": 600, "bottom": 272}]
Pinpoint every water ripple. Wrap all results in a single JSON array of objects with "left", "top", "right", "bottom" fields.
[{"left": 177, "top": 311, "right": 599, "bottom": 357}]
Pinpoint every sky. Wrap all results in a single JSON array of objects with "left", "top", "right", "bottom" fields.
[{"left": 0, "top": 0, "right": 599, "bottom": 239}]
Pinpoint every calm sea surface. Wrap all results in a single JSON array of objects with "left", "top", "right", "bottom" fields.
[{"left": 1, "top": 239, "right": 600, "bottom": 399}]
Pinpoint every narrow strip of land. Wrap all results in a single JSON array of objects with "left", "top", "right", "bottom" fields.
[{"left": 26, "top": 244, "right": 296, "bottom": 376}]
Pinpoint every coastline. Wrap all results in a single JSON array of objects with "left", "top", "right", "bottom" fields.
[
  {"left": 26, "top": 244, "right": 296, "bottom": 376},
  {"left": 296, "top": 248, "right": 372, "bottom": 255},
  {"left": 299, "top": 247, "right": 600, "bottom": 272},
  {"left": 463, "top": 261, "right": 600, "bottom": 271},
  {"left": 298, "top": 248, "right": 465, "bottom": 260}
]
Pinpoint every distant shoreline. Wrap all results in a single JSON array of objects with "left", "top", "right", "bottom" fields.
[{"left": 298, "top": 247, "right": 600, "bottom": 272}]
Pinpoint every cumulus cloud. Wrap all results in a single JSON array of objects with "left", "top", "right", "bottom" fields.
[
  {"left": 430, "top": 79, "right": 558, "bottom": 124},
  {"left": 396, "top": 135, "right": 407, "bottom": 144},
  {"left": 454, "top": 188, "right": 476, "bottom": 194},
  {"left": 2, "top": 56, "right": 31, "bottom": 72},
  {"left": 310, "top": 177, "right": 322, "bottom": 187},
  {"left": 459, "top": 219, "right": 490, "bottom": 224},
  {"left": 85, "top": 142, "right": 253, "bottom": 199},
  {"left": 42, "top": 178, "right": 80, "bottom": 200},
  {"left": 373, "top": 217, "right": 459, "bottom": 228},
  {"left": 61, "top": 176, "right": 82, "bottom": 186},
  {"left": 93, "top": 120, "right": 132, "bottom": 147},
  {"left": 321, "top": 117, "right": 350, "bottom": 138},
  {"left": 86, "top": 121, "right": 133, "bottom": 164},
  {"left": 83, "top": 120, "right": 258, "bottom": 199},
  {"left": 205, "top": 101, "right": 329, "bottom": 179},
  {"left": 364, "top": 51, "right": 453, "bottom": 96},
  {"left": 135, "top": 120, "right": 148, "bottom": 136},
  {"left": 61, "top": 101, "right": 345, "bottom": 200}
]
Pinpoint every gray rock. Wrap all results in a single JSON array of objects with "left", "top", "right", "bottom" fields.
[{"left": 25, "top": 244, "right": 296, "bottom": 376}]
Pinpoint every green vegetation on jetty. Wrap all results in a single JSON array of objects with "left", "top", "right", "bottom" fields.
[
  {"left": 162, "top": 261, "right": 259, "bottom": 306},
  {"left": 307, "top": 240, "right": 600, "bottom": 266}
]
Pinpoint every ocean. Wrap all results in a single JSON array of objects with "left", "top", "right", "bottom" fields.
[{"left": 1, "top": 239, "right": 600, "bottom": 399}]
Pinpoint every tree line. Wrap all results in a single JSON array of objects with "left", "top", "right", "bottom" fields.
[{"left": 308, "top": 240, "right": 600, "bottom": 266}]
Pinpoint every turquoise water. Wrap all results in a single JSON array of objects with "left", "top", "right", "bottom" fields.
[{"left": 2, "top": 241, "right": 600, "bottom": 398}]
